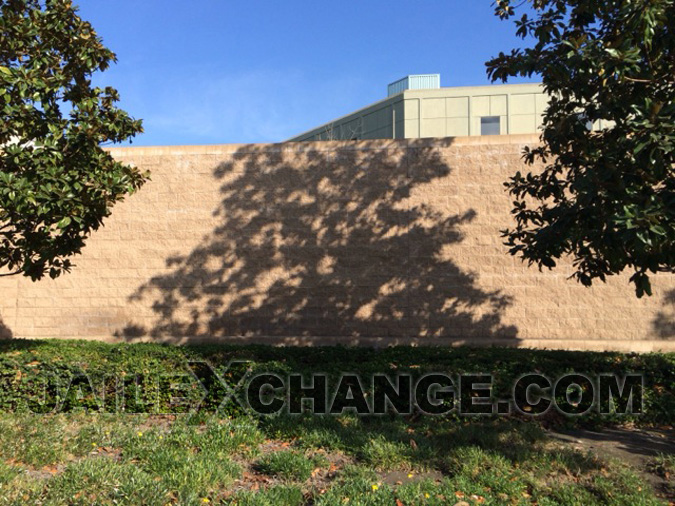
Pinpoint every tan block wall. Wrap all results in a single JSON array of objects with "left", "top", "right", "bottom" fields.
[{"left": 0, "top": 135, "right": 673, "bottom": 351}]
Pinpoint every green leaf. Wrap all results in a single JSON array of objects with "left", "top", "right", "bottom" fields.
[{"left": 57, "top": 217, "right": 72, "bottom": 229}]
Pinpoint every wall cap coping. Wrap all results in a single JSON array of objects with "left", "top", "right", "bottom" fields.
[{"left": 104, "top": 134, "right": 541, "bottom": 158}]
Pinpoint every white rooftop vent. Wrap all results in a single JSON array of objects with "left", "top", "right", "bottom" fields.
[{"left": 387, "top": 74, "right": 440, "bottom": 97}]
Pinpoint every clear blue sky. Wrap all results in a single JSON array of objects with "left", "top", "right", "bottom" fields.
[{"left": 77, "top": 1, "right": 537, "bottom": 146}]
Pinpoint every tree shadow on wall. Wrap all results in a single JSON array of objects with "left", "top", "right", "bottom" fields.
[
  {"left": 122, "top": 140, "right": 518, "bottom": 343},
  {"left": 0, "top": 316, "right": 13, "bottom": 339},
  {"left": 652, "top": 289, "right": 675, "bottom": 339}
]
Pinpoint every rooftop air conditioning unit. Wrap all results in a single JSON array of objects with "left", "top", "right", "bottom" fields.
[{"left": 387, "top": 74, "right": 440, "bottom": 97}]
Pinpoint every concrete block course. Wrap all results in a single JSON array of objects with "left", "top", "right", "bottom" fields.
[{"left": 0, "top": 135, "right": 672, "bottom": 351}]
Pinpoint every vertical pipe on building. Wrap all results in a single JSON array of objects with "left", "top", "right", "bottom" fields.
[
  {"left": 505, "top": 92, "right": 510, "bottom": 135},
  {"left": 392, "top": 106, "right": 396, "bottom": 139}
]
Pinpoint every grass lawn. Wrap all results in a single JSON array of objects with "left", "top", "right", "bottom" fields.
[{"left": 0, "top": 339, "right": 672, "bottom": 505}]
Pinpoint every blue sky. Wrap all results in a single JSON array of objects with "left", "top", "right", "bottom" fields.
[{"left": 77, "top": 1, "right": 537, "bottom": 146}]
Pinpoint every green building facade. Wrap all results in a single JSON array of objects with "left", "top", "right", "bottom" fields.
[{"left": 288, "top": 76, "right": 550, "bottom": 141}]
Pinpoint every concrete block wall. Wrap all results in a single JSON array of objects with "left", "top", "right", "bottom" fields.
[{"left": 0, "top": 135, "right": 673, "bottom": 351}]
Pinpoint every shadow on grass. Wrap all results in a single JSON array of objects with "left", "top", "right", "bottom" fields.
[
  {"left": 261, "top": 414, "right": 604, "bottom": 476},
  {"left": 119, "top": 139, "right": 518, "bottom": 343}
]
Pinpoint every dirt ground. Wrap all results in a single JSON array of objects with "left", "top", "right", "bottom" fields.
[{"left": 549, "top": 426, "right": 675, "bottom": 501}]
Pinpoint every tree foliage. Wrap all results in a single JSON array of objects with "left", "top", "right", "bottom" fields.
[
  {"left": 0, "top": 0, "right": 147, "bottom": 280},
  {"left": 487, "top": 0, "right": 675, "bottom": 297}
]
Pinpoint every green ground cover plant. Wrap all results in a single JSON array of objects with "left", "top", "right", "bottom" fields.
[{"left": 0, "top": 339, "right": 671, "bottom": 505}]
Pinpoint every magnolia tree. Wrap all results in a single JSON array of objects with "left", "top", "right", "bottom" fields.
[
  {"left": 0, "top": 0, "right": 147, "bottom": 280},
  {"left": 487, "top": 0, "right": 674, "bottom": 297}
]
